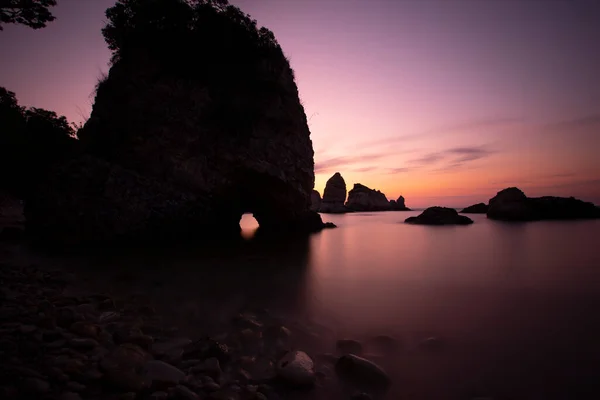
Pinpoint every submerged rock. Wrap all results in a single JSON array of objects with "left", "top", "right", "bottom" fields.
[
  {"left": 405, "top": 207, "right": 473, "bottom": 225},
  {"left": 25, "top": 0, "right": 331, "bottom": 245},
  {"left": 346, "top": 184, "right": 391, "bottom": 212},
  {"left": 276, "top": 350, "right": 315, "bottom": 387},
  {"left": 336, "top": 339, "right": 363, "bottom": 355},
  {"left": 320, "top": 172, "right": 348, "bottom": 213},
  {"left": 487, "top": 187, "right": 600, "bottom": 221},
  {"left": 460, "top": 203, "right": 488, "bottom": 214},
  {"left": 335, "top": 354, "right": 390, "bottom": 390}
]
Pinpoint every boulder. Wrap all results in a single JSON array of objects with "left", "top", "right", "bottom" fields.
[
  {"left": 346, "top": 184, "right": 391, "bottom": 212},
  {"left": 310, "top": 190, "right": 321, "bottom": 212},
  {"left": 319, "top": 172, "right": 348, "bottom": 213},
  {"left": 460, "top": 203, "right": 488, "bottom": 214},
  {"left": 335, "top": 354, "right": 390, "bottom": 390},
  {"left": 487, "top": 187, "right": 600, "bottom": 221},
  {"left": 24, "top": 0, "right": 331, "bottom": 245},
  {"left": 276, "top": 351, "right": 315, "bottom": 387},
  {"left": 390, "top": 195, "right": 410, "bottom": 211},
  {"left": 405, "top": 207, "right": 473, "bottom": 225},
  {"left": 142, "top": 360, "right": 185, "bottom": 387}
]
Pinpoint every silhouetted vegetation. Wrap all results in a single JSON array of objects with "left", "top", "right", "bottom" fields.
[
  {"left": 0, "top": 87, "right": 77, "bottom": 196},
  {"left": 0, "top": 0, "right": 57, "bottom": 31}
]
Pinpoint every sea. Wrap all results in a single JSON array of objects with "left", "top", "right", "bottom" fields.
[{"left": 27, "top": 211, "right": 600, "bottom": 399}]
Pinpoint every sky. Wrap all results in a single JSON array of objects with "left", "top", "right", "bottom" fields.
[{"left": 1, "top": 0, "right": 599, "bottom": 208}]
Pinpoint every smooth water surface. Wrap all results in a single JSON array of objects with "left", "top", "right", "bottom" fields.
[{"left": 30, "top": 211, "right": 600, "bottom": 399}]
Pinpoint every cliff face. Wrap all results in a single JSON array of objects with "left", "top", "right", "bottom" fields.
[
  {"left": 320, "top": 172, "right": 347, "bottom": 213},
  {"left": 345, "top": 184, "right": 391, "bottom": 212},
  {"left": 390, "top": 195, "right": 410, "bottom": 211},
  {"left": 487, "top": 187, "right": 600, "bottom": 221},
  {"left": 310, "top": 190, "right": 322, "bottom": 212},
  {"left": 25, "top": 1, "right": 327, "bottom": 244}
]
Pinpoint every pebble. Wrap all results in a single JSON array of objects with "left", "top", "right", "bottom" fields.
[
  {"left": 150, "top": 391, "right": 169, "bottom": 400},
  {"left": 20, "top": 377, "right": 50, "bottom": 394},
  {"left": 191, "top": 357, "right": 222, "bottom": 378},
  {"left": 70, "top": 321, "right": 99, "bottom": 338},
  {"left": 143, "top": 360, "right": 185, "bottom": 386},
  {"left": 175, "top": 384, "right": 200, "bottom": 399},
  {"left": 69, "top": 337, "right": 99, "bottom": 349},
  {"left": 59, "top": 392, "right": 83, "bottom": 400},
  {"left": 66, "top": 381, "right": 87, "bottom": 392},
  {"left": 276, "top": 350, "right": 315, "bottom": 387},
  {"left": 19, "top": 324, "right": 37, "bottom": 334},
  {"left": 335, "top": 354, "right": 390, "bottom": 390}
]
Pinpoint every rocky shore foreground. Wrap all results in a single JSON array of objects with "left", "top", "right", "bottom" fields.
[{"left": 0, "top": 255, "right": 395, "bottom": 400}]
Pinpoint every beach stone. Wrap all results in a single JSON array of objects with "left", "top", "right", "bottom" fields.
[
  {"left": 184, "top": 339, "right": 230, "bottom": 365},
  {"left": 98, "top": 311, "right": 119, "bottom": 324},
  {"left": 191, "top": 357, "right": 222, "bottom": 379},
  {"left": 175, "top": 384, "right": 200, "bottom": 399},
  {"left": 335, "top": 354, "right": 390, "bottom": 390},
  {"left": 66, "top": 381, "right": 87, "bottom": 392},
  {"left": 367, "top": 335, "right": 398, "bottom": 353},
  {"left": 276, "top": 351, "right": 315, "bottom": 387},
  {"left": 149, "top": 391, "right": 169, "bottom": 400},
  {"left": 69, "top": 338, "right": 99, "bottom": 350},
  {"left": 234, "top": 313, "right": 263, "bottom": 329},
  {"left": 70, "top": 321, "right": 99, "bottom": 338},
  {"left": 20, "top": 377, "right": 50, "bottom": 394},
  {"left": 351, "top": 392, "right": 372, "bottom": 400},
  {"left": 100, "top": 344, "right": 152, "bottom": 392},
  {"left": 152, "top": 337, "right": 192, "bottom": 360},
  {"left": 143, "top": 360, "right": 185, "bottom": 387},
  {"left": 336, "top": 339, "right": 363, "bottom": 355},
  {"left": 59, "top": 392, "right": 83, "bottom": 400}
]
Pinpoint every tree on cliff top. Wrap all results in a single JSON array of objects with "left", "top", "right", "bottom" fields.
[
  {"left": 101, "top": 0, "right": 281, "bottom": 64},
  {"left": 0, "top": 0, "right": 57, "bottom": 31}
]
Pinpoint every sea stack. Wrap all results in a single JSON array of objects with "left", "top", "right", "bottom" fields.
[
  {"left": 390, "top": 195, "right": 411, "bottom": 211},
  {"left": 487, "top": 187, "right": 600, "bottom": 221},
  {"left": 24, "top": 0, "right": 330, "bottom": 244},
  {"left": 346, "top": 184, "right": 391, "bottom": 212},
  {"left": 319, "top": 172, "right": 348, "bottom": 213}
]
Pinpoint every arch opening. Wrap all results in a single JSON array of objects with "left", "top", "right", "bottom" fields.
[{"left": 239, "top": 213, "right": 259, "bottom": 240}]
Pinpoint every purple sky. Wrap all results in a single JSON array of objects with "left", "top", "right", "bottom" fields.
[{"left": 1, "top": 0, "right": 599, "bottom": 207}]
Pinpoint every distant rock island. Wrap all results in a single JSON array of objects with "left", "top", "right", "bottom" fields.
[
  {"left": 487, "top": 187, "right": 600, "bottom": 221},
  {"left": 346, "top": 183, "right": 392, "bottom": 212},
  {"left": 319, "top": 172, "right": 348, "bottom": 213},
  {"left": 24, "top": 0, "right": 333, "bottom": 244},
  {"left": 460, "top": 203, "right": 488, "bottom": 214},
  {"left": 406, "top": 207, "right": 474, "bottom": 225},
  {"left": 313, "top": 172, "right": 411, "bottom": 213}
]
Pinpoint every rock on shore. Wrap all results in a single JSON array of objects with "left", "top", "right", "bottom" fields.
[{"left": 460, "top": 203, "right": 488, "bottom": 214}]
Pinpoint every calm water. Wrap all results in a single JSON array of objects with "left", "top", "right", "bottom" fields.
[{"left": 26, "top": 211, "right": 600, "bottom": 399}]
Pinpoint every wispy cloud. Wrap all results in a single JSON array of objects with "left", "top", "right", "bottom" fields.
[
  {"left": 385, "top": 167, "right": 413, "bottom": 174},
  {"left": 352, "top": 117, "right": 523, "bottom": 149},
  {"left": 546, "top": 114, "right": 600, "bottom": 131},
  {"left": 314, "top": 154, "right": 386, "bottom": 173},
  {"left": 402, "top": 146, "right": 496, "bottom": 173}
]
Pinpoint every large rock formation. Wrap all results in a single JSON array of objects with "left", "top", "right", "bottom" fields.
[
  {"left": 24, "top": 0, "right": 331, "bottom": 244},
  {"left": 460, "top": 202, "right": 488, "bottom": 214},
  {"left": 487, "top": 187, "right": 600, "bottom": 221},
  {"left": 310, "top": 190, "right": 321, "bottom": 212},
  {"left": 319, "top": 172, "right": 348, "bottom": 213},
  {"left": 405, "top": 207, "right": 473, "bottom": 225},
  {"left": 390, "top": 195, "right": 410, "bottom": 211},
  {"left": 345, "top": 184, "right": 391, "bottom": 212}
]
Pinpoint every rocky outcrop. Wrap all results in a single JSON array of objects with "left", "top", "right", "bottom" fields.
[
  {"left": 487, "top": 187, "right": 600, "bottom": 221},
  {"left": 405, "top": 207, "right": 473, "bottom": 225},
  {"left": 346, "top": 184, "right": 391, "bottom": 212},
  {"left": 460, "top": 203, "right": 488, "bottom": 214},
  {"left": 24, "top": 1, "right": 331, "bottom": 244},
  {"left": 319, "top": 172, "right": 347, "bottom": 213},
  {"left": 310, "top": 190, "right": 321, "bottom": 212},
  {"left": 389, "top": 195, "right": 410, "bottom": 211}
]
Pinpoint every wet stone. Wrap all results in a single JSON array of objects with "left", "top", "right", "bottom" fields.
[
  {"left": 66, "top": 381, "right": 87, "bottom": 392},
  {"left": 59, "top": 392, "right": 83, "bottom": 400},
  {"left": 69, "top": 338, "right": 99, "bottom": 349},
  {"left": 20, "top": 377, "right": 50, "bottom": 394},
  {"left": 336, "top": 339, "right": 363, "bottom": 355},
  {"left": 175, "top": 384, "right": 200, "bottom": 400}
]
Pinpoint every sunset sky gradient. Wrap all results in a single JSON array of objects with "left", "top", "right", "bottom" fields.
[{"left": 1, "top": 0, "right": 599, "bottom": 207}]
